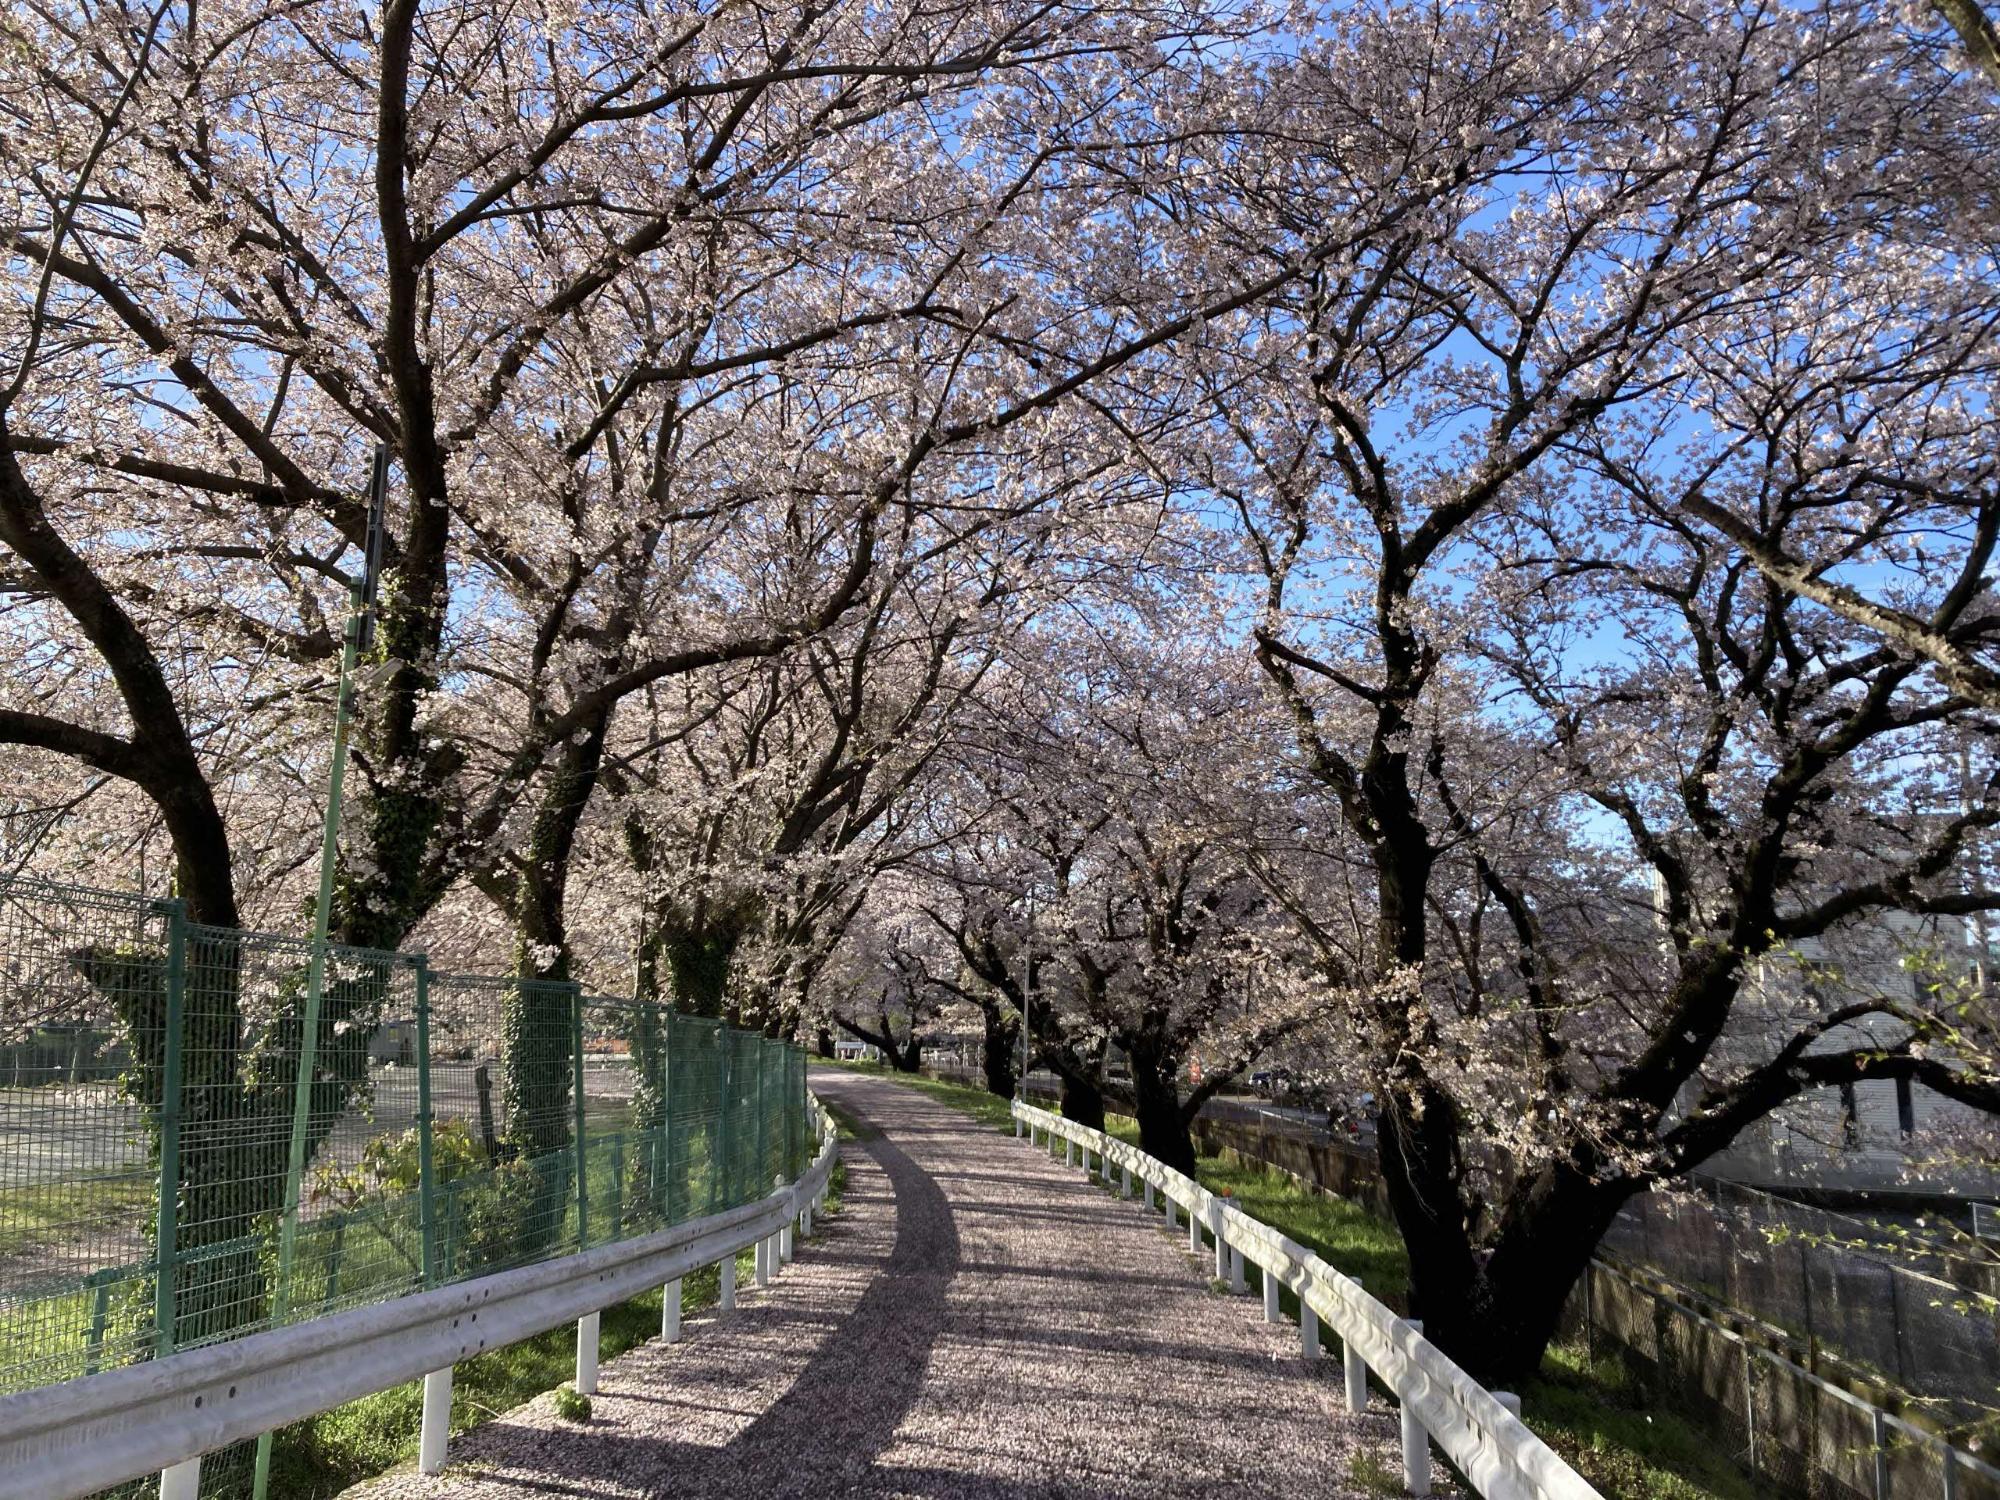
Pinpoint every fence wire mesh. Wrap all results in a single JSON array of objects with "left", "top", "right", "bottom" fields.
[
  {"left": 1603, "top": 1181, "right": 2000, "bottom": 1423},
  {"left": 0, "top": 875, "right": 810, "bottom": 1500},
  {"left": 1570, "top": 1259, "right": 2000, "bottom": 1500}
]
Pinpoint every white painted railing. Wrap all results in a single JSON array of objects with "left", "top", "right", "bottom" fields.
[
  {"left": 1013, "top": 1100, "right": 1604, "bottom": 1500},
  {"left": 0, "top": 1096, "right": 841, "bottom": 1500}
]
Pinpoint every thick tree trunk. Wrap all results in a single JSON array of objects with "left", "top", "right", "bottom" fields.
[
  {"left": 1381, "top": 1095, "right": 1632, "bottom": 1381},
  {"left": 980, "top": 1004, "right": 1018, "bottom": 1097},
  {"left": 1129, "top": 1048, "right": 1196, "bottom": 1176},
  {"left": 1059, "top": 1071, "right": 1106, "bottom": 1130},
  {"left": 815, "top": 1027, "right": 835, "bottom": 1059}
]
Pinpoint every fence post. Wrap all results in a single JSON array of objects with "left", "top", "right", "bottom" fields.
[
  {"left": 154, "top": 899, "right": 187, "bottom": 1359},
  {"left": 1120, "top": 1166, "right": 1131, "bottom": 1199},
  {"left": 1888, "top": 1272, "right": 1911, "bottom": 1388},
  {"left": 414, "top": 959, "right": 438, "bottom": 1287},
  {"left": 714, "top": 1034, "right": 732, "bottom": 1214},
  {"left": 1744, "top": 1336, "right": 1760, "bottom": 1480},
  {"left": 572, "top": 988, "right": 589, "bottom": 1249},
  {"left": 1400, "top": 1319, "right": 1431, "bottom": 1496},
  {"left": 419, "top": 1366, "right": 452, "bottom": 1473},
  {"left": 1300, "top": 1302, "right": 1320, "bottom": 1360},
  {"left": 1210, "top": 1200, "right": 1227, "bottom": 1280},
  {"left": 754, "top": 1044, "right": 769, "bottom": 1203},
  {"left": 1263, "top": 1267, "right": 1280, "bottom": 1322},
  {"left": 720, "top": 1254, "right": 736, "bottom": 1311},
  {"left": 1189, "top": 1198, "right": 1201, "bottom": 1254},
  {"left": 84, "top": 1269, "right": 112, "bottom": 1375}
]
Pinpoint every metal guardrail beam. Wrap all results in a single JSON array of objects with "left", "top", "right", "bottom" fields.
[
  {"left": 0, "top": 1099, "right": 840, "bottom": 1500},
  {"left": 1012, "top": 1100, "right": 1604, "bottom": 1500}
]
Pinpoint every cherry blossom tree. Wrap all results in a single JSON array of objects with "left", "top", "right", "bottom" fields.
[{"left": 1152, "top": 0, "right": 2000, "bottom": 1378}]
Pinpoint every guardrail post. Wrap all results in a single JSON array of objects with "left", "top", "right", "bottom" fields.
[
  {"left": 1189, "top": 1199, "right": 1201, "bottom": 1253},
  {"left": 1100, "top": 1147, "right": 1112, "bottom": 1182},
  {"left": 1209, "top": 1200, "right": 1227, "bottom": 1279},
  {"left": 1143, "top": 1181, "right": 1154, "bottom": 1210},
  {"left": 1065, "top": 1139, "right": 1074, "bottom": 1167},
  {"left": 1494, "top": 1392, "right": 1520, "bottom": 1417},
  {"left": 1015, "top": 1115, "right": 1023, "bottom": 1138},
  {"left": 1263, "top": 1268, "right": 1280, "bottom": 1321},
  {"left": 775, "top": 1175, "right": 791, "bottom": 1267},
  {"left": 160, "top": 1457, "right": 200, "bottom": 1500},
  {"left": 420, "top": 1367, "right": 453, "bottom": 1473},
  {"left": 720, "top": 1255, "right": 736, "bottom": 1311},
  {"left": 1120, "top": 1166, "right": 1132, "bottom": 1199},
  {"left": 1399, "top": 1318, "right": 1430, "bottom": 1496},
  {"left": 1344, "top": 1338, "right": 1368, "bottom": 1412},
  {"left": 755, "top": 1235, "right": 771, "bottom": 1288},
  {"left": 1301, "top": 1303, "right": 1319, "bottom": 1360},
  {"left": 1229, "top": 1243, "right": 1246, "bottom": 1293},
  {"left": 1400, "top": 1398, "right": 1431, "bottom": 1495},
  {"left": 576, "top": 1310, "right": 600, "bottom": 1394},
  {"left": 663, "top": 1278, "right": 682, "bottom": 1343}
]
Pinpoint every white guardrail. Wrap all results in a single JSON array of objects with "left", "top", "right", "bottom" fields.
[
  {"left": 0, "top": 1095, "right": 841, "bottom": 1500},
  {"left": 1012, "top": 1100, "right": 1603, "bottom": 1500}
]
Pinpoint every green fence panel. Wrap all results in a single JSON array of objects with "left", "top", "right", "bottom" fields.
[{"left": 0, "top": 874, "right": 810, "bottom": 1500}]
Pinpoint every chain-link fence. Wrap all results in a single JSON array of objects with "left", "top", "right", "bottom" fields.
[
  {"left": 1573, "top": 1259, "right": 2000, "bottom": 1500},
  {"left": 1603, "top": 1182, "right": 2000, "bottom": 1422},
  {"left": 0, "top": 874, "right": 809, "bottom": 1497}
]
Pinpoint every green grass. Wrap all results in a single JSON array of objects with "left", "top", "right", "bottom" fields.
[
  {"left": 0, "top": 1173, "right": 154, "bottom": 1258},
  {"left": 842, "top": 1062, "right": 1751, "bottom": 1500}
]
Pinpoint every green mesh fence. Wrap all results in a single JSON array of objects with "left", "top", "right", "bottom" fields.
[{"left": 0, "top": 875, "right": 811, "bottom": 1498}]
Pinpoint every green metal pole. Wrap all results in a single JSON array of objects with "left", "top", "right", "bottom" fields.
[
  {"left": 714, "top": 1034, "right": 730, "bottom": 1215},
  {"left": 754, "top": 1041, "right": 769, "bottom": 1193},
  {"left": 153, "top": 900, "right": 185, "bottom": 1361},
  {"left": 414, "top": 960, "right": 438, "bottom": 1287},
  {"left": 572, "top": 988, "right": 589, "bottom": 1250},
  {"left": 256, "top": 450, "right": 385, "bottom": 1500}
]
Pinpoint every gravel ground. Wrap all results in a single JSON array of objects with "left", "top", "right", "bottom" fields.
[{"left": 341, "top": 1069, "right": 1411, "bottom": 1500}]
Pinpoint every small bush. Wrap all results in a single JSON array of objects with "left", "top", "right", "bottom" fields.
[{"left": 552, "top": 1384, "right": 591, "bottom": 1423}]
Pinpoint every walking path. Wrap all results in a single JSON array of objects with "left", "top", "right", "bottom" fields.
[{"left": 346, "top": 1069, "right": 1404, "bottom": 1499}]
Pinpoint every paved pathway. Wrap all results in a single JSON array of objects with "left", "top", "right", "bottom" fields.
[{"left": 347, "top": 1069, "right": 1404, "bottom": 1499}]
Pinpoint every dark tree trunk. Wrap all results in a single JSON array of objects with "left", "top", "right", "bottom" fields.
[
  {"left": 885, "top": 1015, "right": 922, "bottom": 1071},
  {"left": 1059, "top": 1072, "right": 1106, "bottom": 1131},
  {"left": 980, "top": 1004, "right": 1019, "bottom": 1097},
  {"left": 1129, "top": 1045, "right": 1196, "bottom": 1176},
  {"left": 1386, "top": 1134, "right": 1634, "bottom": 1381},
  {"left": 815, "top": 1027, "right": 835, "bottom": 1059}
]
